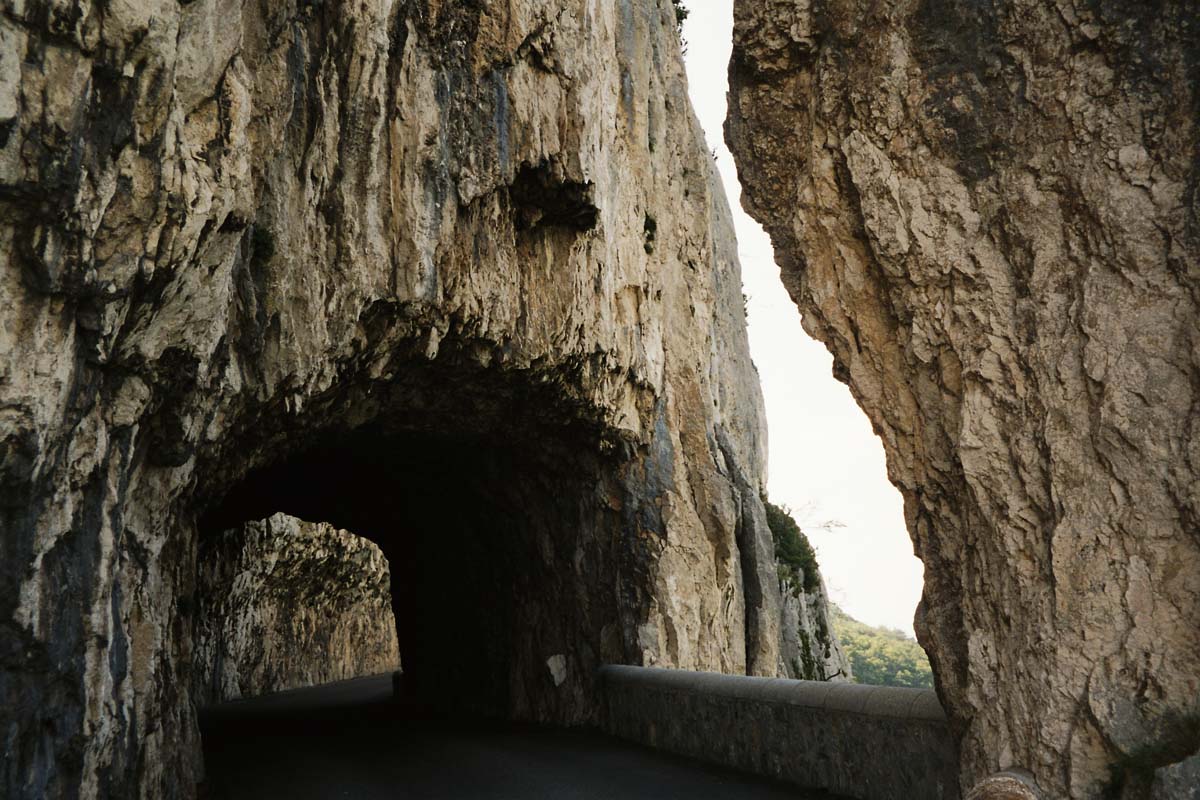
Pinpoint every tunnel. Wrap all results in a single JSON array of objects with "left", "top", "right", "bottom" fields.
[{"left": 192, "top": 352, "right": 642, "bottom": 725}]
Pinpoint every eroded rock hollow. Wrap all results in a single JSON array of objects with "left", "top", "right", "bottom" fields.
[
  {"left": 0, "top": 1, "right": 836, "bottom": 797},
  {"left": 727, "top": 1, "right": 1199, "bottom": 797}
]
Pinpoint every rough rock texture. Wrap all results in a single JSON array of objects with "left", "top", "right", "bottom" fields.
[
  {"left": 727, "top": 1, "right": 1200, "bottom": 797},
  {"left": 778, "top": 574, "right": 851, "bottom": 682},
  {"left": 193, "top": 514, "right": 400, "bottom": 706},
  {"left": 1151, "top": 757, "right": 1200, "bottom": 800},
  {"left": 0, "top": 1, "right": 809, "bottom": 797}
]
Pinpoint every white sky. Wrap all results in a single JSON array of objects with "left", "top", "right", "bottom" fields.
[{"left": 680, "top": 3, "right": 925, "bottom": 635}]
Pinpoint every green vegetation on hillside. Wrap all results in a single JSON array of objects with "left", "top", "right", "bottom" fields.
[
  {"left": 832, "top": 605, "right": 934, "bottom": 689},
  {"left": 762, "top": 499, "right": 821, "bottom": 594}
]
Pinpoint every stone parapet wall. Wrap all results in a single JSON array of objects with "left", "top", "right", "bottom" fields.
[{"left": 600, "top": 665, "right": 959, "bottom": 800}]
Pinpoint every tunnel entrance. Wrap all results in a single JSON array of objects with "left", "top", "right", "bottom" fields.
[
  {"left": 193, "top": 513, "right": 401, "bottom": 706},
  {"left": 194, "top": 359, "right": 632, "bottom": 725}
]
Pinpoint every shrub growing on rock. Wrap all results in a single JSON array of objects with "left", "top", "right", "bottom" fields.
[{"left": 762, "top": 499, "right": 821, "bottom": 594}]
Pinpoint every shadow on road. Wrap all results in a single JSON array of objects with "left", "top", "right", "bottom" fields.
[{"left": 198, "top": 674, "right": 833, "bottom": 799}]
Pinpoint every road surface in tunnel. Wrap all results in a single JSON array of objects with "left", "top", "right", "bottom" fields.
[{"left": 199, "top": 674, "right": 838, "bottom": 799}]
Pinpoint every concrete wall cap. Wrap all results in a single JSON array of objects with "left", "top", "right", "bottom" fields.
[
  {"left": 598, "top": 665, "right": 947, "bottom": 721},
  {"left": 862, "top": 685, "right": 928, "bottom": 718},
  {"left": 822, "top": 682, "right": 879, "bottom": 714},
  {"left": 778, "top": 679, "right": 835, "bottom": 708},
  {"left": 909, "top": 690, "right": 950, "bottom": 722}
]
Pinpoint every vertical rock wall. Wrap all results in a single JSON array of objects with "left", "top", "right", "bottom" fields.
[
  {"left": 727, "top": 1, "right": 1200, "bottom": 797},
  {"left": 0, "top": 1, "right": 831, "bottom": 797},
  {"left": 778, "top": 574, "right": 852, "bottom": 683},
  {"left": 193, "top": 514, "right": 400, "bottom": 706}
]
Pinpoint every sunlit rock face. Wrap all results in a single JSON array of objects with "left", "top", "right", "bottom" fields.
[
  {"left": 193, "top": 514, "right": 400, "bottom": 706},
  {"left": 726, "top": 1, "right": 1200, "bottom": 797},
  {"left": 778, "top": 573, "right": 851, "bottom": 683},
  {"left": 0, "top": 1, "right": 818, "bottom": 797}
]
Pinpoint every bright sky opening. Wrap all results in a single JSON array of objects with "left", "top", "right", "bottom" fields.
[{"left": 681, "top": 2, "right": 925, "bottom": 635}]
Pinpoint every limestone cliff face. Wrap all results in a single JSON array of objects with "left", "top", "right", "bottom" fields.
[
  {"left": 193, "top": 514, "right": 400, "bottom": 706},
  {"left": 778, "top": 574, "right": 852, "bottom": 683},
  {"left": 0, "top": 1, "right": 796, "bottom": 797},
  {"left": 727, "top": 1, "right": 1200, "bottom": 797}
]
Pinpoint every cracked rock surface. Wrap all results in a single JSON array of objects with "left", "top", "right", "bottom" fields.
[
  {"left": 0, "top": 0, "right": 838, "bottom": 797},
  {"left": 779, "top": 573, "right": 851, "bottom": 682},
  {"left": 727, "top": 0, "right": 1200, "bottom": 797},
  {"left": 193, "top": 513, "right": 400, "bottom": 706}
]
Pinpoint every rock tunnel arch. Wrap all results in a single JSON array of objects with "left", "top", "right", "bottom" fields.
[
  {"left": 192, "top": 349, "right": 641, "bottom": 724},
  {"left": 1, "top": 1, "right": 795, "bottom": 796}
]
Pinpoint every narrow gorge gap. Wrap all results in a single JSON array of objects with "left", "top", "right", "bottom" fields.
[{"left": 680, "top": 1, "right": 933, "bottom": 688}]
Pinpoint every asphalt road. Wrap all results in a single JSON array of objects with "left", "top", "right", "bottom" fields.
[{"left": 199, "top": 674, "right": 830, "bottom": 799}]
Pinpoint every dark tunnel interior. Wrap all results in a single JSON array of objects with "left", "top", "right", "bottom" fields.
[{"left": 195, "top": 421, "right": 622, "bottom": 719}]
